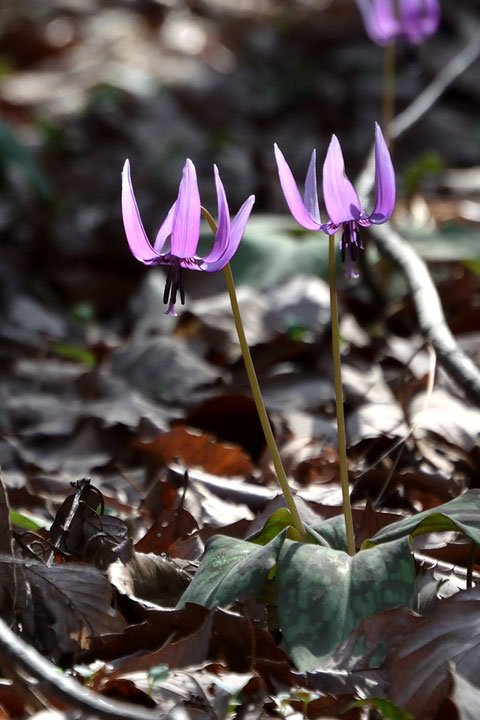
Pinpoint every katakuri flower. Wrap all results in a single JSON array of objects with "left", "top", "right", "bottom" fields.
[
  {"left": 122, "top": 159, "right": 255, "bottom": 315},
  {"left": 274, "top": 123, "right": 395, "bottom": 278},
  {"left": 355, "top": 0, "right": 440, "bottom": 46}
]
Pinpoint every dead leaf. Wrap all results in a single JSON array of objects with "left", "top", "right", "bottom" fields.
[
  {"left": 387, "top": 587, "right": 480, "bottom": 718},
  {"left": 109, "top": 553, "right": 191, "bottom": 607},
  {"left": 25, "top": 561, "right": 126, "bottom": 659},
  {"left": 137, "top": 425, "right": 255, "bottom": 478},
  {"left": 135, "top": 507, "right": 199, "bottom": 555}
]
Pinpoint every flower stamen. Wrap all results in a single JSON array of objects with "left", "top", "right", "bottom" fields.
[{"left": 163, "top": 257, "right": 185, "bottom": 316}]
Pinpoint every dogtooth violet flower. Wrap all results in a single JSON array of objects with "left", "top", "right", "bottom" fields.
[
  {"left": 122, "top": 158, "right": 255, "bottom": 315},
  {"left": 355, "top": 0, "right": 440, "bottom": 46},
  {"left": 274, "top": 123, "right": 395, "bottom": 279}
]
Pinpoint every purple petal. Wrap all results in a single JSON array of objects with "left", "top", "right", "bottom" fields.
[
  {"left": 170, "top": 158, "right": 201, "bottom": 259},
  {"left": 154, "top": 201, "right": 176, "bottom": 252},
  {"left": 368, "top": 123, "right": 396, "bottom": 224},
  {"left": 200, "top": 165, "right": 231, "bottom": 264},
  {"left": 274, "top": 144, "right": 322, "bottom": 231},
  {"left": 201, "top": 195, "right": 255, "bottom": 272},
  {"left": 400, "top": 0, "right": 440, "bottom": 43},
  {"left": 121, "top": 159, "right": 160, "bottom": 265},
  {"left": 303, "top": 150, "right": 321, "bottom": 224},
  {"left": 421, "top": 0, "right": 441, "bottom": 36},
  {"left": 355, "top": 0, "right": 400, "bottom": 45},
  {"left": 322, "top": 135, "right": 362, "bottom": 226}
]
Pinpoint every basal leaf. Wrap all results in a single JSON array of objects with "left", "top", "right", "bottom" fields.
[
  {"left": 249, "top": 508, "right": 328, "bottom": 547},
  {"left": 249, "top": 508, "right": 301, "bottom": 545},
  {"left": 276, "top": 537, "right": 415, "bottom": 671},
  {"left": 366, "top": 489, "right": 480, "bottom": 548},
  {"left": 177, "top": 531, "right": 286, "bottom": 609},
  {"left": 309, "top": 514, "right": 348, "bottom": 551},
  {"left": 229, "top": 215, "right": 329, "bottom": 287}
]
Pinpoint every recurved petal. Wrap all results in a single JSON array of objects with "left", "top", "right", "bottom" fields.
[
  {"left": 154, "top": 201, "right": 176, "bottom": 252},
  {"left": 274, "top": 144, "right": 322, "bottom": 231},
  {"left": 369, "top": 123, "right": 396, "bottom": 223},
  {"left": 400, "top": 0, "right": 440, "bottom": 43},
  {"left": 421, "top": 0, "right": 441, "bottom": 35},
  {"left": 200, "top": 165, "right": 231, "bottom": 265},
  {"left": 170, "top": 158, "right": 201, "bottom": 258},
  {"left": 322, "top": 135, "right": 362, "bottom": 225},
  {"left": 356, "top": 0, "right": 399, "bottom": 46},
  {"left": 121, "top": 159, "right": 160, "bottom": 264},
  {"left": 201, "top": 194, "right": 255, "bottom": 272},
  {"left": 303, "top": 150, "right": 321, "bottom": 224}
]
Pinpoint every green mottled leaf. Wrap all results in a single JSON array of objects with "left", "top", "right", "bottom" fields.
[
  {"left": 408, "top": 223, "right": 480, "bottom": 262},
  {"left": 229, "top": 215, "right": 329, "bottom": 286},
  {"left": 366, "top": 489, "right": 480, "bottom": 548},
  {"left": 249, "top": 508, "right": 328, "bottom": 547},
  {"left": 276, "top": 537, "right": 415, "bottom": 671},
  {"left": 309, "top": 514, "right": 348, "bottom": 551},
  {"left": 249, "top": 508, "right": 300, "bottom": 544},
  {"left": 177, "top": 531, "right": 286, "bottom": 609}
]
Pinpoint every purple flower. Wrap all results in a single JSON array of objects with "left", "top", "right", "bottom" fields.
[
  {"left": 122, "top": 159, "right": 255, "bottom": 315},
  {"left": 274, "top": 123, "right": 395, "bottom": 278},
  {"left": 355, "top": 0, "right": 440, "bottom": 46}
]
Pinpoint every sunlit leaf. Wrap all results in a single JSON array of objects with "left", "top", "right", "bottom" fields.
[
  {"left": 249, "top": 508, "right": 322, "bottom": 545},
  {"left": 177, "top": 531, "right": 287, "bottom": 609},
  {"left": 9, "top": 509, "right": 47, "bottom": 531},
  {"left": 276, "top": 538, "right": 415, "bottom": 670},
  {"left": 366, "top": 489, "right": 480, "bottom": 548}
]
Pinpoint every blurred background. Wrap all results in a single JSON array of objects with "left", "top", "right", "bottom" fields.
[
  {"left": 1, "top": 0, "right": 479, "bottom": 317},
  {"left": 0, "top": 0, "right": 479, "bottom": 508}
]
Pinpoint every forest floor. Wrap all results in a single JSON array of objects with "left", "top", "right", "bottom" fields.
[{"left": 0, "top": 1, "right": 480, "bottom": 718}]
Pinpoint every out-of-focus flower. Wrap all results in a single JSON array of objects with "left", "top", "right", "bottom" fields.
[
  {"left": 122, "top": 159, "right": 255, "bottom": 315},
  {"left": 355, "top": 0, "right": 441, "bottom": 46},
  {"left": 274, "top": 123, "right": 395, "bottom": 278}
]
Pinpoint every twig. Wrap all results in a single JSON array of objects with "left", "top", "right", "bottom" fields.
[
  {"left": 392, "top": 31, "right": 480, "bottom": 140},
  {"left": 356, "top": 31, "right": 480, "bottom": 404},
  {"left": 0, "top": 615, "right": 182, "bottom": 720},
  {"left": 369, "top": 221, "right": 480, "bottom": 404},
  {"left": 356, "top": 31, "right": 480, "bottom": 199}
]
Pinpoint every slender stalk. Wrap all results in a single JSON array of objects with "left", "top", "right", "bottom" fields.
[
  {"left": 202, "top": 207, "right": 307, "bottom": 540},
  {"left": 329, "top": 235, "right": 355, "bottom": 556},
  {"left": 382, "top": 43, "right": 396, "bottom": 154}
]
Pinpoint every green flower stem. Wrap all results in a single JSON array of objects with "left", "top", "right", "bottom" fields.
[
  {"left": 202, "top": 207, "right": 307, "bottom": 541},
  {"left": 329, "top": 234, "right": 356, "bottom": 556},
  {"left": 382, "top": 43, "right": 396, "bottom": 153}
]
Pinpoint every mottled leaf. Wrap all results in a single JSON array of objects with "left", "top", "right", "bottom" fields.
[
  {"left": 249, "top": 508, "right": 324, "bottom": 546},
  {"left": 230, "top": 215, "right": 329, "bottom": 286},
  {"left": 367, "top": 489, "right": 480, "bottom": 547},
  {"left": 177, "top": 531, "right": 287, "bottom": 609},
  {"left": 309, "top": 514, "right": 349, "bottom": 551},
  {"left": 276, "top": 538, "right": 415, "bottom": 670}
]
